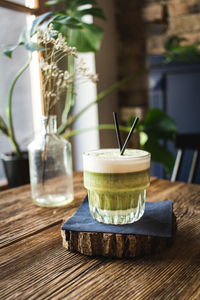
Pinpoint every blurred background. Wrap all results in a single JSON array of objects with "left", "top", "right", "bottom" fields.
[{"left": 0, "top": 0, "right": 200, "bottom": 185}]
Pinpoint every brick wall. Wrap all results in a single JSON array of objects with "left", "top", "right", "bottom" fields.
[
  {"left": 114, "top": 0, "right": 200, "bottom": 127},
  {"left": 145, "top": 0, "right": 200, "bottom": 54}
]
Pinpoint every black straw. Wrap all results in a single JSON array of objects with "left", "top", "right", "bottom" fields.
[
  {"left": 113, "top": 112, "right": 122, "bottom": 151},
  {"left": 120, "top": 117, "right": 139, "bottom": 155}
]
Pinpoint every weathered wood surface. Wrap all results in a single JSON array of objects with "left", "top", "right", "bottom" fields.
[
  {"left": 61, "top": 213, "right": 177, "bottom": 258},
  {"left": 0, "top": 173, "right": 86, "bottom": 248},
  {"left": 0, "top": 172, "right": 200, "bottom": 300}
]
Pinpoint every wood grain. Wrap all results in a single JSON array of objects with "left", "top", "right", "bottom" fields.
[
  {"left": 0, "top": 172, "right": 86, "bottom": 248},
  {"left": 0, "top": 0, "right": 38, "bottom": 14},
  {"left": 61, "top": 212, "right": 177, "bottom": 258},
  {"left": 0, "top": 174, "right": 200, "bottom": 300}
]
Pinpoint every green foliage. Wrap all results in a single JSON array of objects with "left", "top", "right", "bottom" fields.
[
  {"left": 54, "top": 21, "right": 103, "bottom": 52},
  {"left": 1, "top": 2, "right": 179, "bottom": 172},
  {"left": 0, "top": 58, "right": 31, "bottom": 156},
  {"left": 19, "top": 29, "right": 45, "bottom": 52},
  {"left": 140, "top": 108, "right": 177, "bottom": 140},
  {"left": 164, "top": 35, "right": 200, "bottom": 63},
  {"left": 2, "top": 44, "right": 18, "bottom": 58},
  {"left": 30, "top": 12, "right": 54, "bottom": 36},
  {"left": 129, "top": 109, "right": 177, "bottom": 175},
  {"left": 0, "top": 0, "right": 105, "bottom": 156},
  {"left": 0, "top": 116, "right": 9, "bottom": 136},
  {"left": 142, "top": 137, "right": 175, "bottom": 176},
  {"left": 32, "top": 0, "right": 105, "bottom": 52},
  {"left": 1, "top": 0, "right": 105, "bottom": 58},
  {"left": 58, "top": 74, "right": 134, "bottom": 135},
  {"left": 1, "top": 28, "right": 44, "bottom": 59},
  {"left": 48, "top": 0, "right": 105, "bottom": 52},
  {"left": 45, "top": 0, "right": 63, "bottom": 5},
  {"left": 63, "top": 107, "right": 178, "bottom": 176}
]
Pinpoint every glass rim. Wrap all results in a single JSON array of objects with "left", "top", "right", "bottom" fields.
[{"left": 83, "top": 148, "right": 151, "bottom": 161}]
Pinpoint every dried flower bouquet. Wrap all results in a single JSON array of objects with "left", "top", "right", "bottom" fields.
[{"left": 37, "top": 24, "right": 98, "bottom": 122}]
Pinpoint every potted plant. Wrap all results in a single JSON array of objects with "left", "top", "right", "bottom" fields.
[{"left": 0, "top": 58, "right": 32, "bottom": 188}]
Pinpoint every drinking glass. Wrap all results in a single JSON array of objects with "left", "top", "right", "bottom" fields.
[{"left": 83, "top": 149, "right": 151, "bottom": 224}]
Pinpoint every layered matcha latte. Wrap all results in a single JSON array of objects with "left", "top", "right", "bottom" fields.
[{"left": 83, "top": 149, "right": 151, "bottom": 225}]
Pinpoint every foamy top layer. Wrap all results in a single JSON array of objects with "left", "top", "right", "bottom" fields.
[{"left": 83, "top": 149, "right": 151, "bottom": 173}]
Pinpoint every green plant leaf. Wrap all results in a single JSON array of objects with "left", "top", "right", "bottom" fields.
[
  {"left": 18, "top": 29, "right": 45, "bottom": 52},
  {"left": 139, "top": 131, "right": 148, "bottom": 145},
  {"left": 0, "top": 115, "right": 9, "bottom": 136},
  {"left": 141, "top": 136, "right": 175, "bottom": 175},
  {"left": 62, "top": 123, "right": 130, "bottom": 139},
  {"left": 2, "top": 44, "right": 18, "bottom": 58},
  {"left": 45, "top": 0, "right": 104, "bottom": 52},
  {"left": 1, "top": 26, "right": 44, "bottom": 58},
  {"left": 24, "top": 41, "right": 45, "bottom": 52},
  {"left": 76, "top": 8, "right": 106, "bottom": 20},
  {"left": 45, "top": 0, "right": 63, "bottom": 5},
  {"left": 164, "top": 35, "right": 187, "bottom": 51},
  {"left": 6, "top": 56, "right": 31, "bottom": 156},
  {"left": 39, "top": 15, "right": 59, "bottom": 32},
  {"left": 66, "top": 0, "right": 98, "bottom": 10},
  {"left": 67, "top": 23, "right": 103, "bottom": 52},
  {"left": 54, "top": 16, "right": 82, "bottom": 28},
  {"left": 58, "top": 74, "right": 134, "bottom": 134},
  {"left": 52, "top": 23, "right": 68, "bottom": 36},
  {"left": 164, "top": 35, "right": 200, "bottom": 63},
  {"left": 53, "top": 12, "right": 104, "bottom": 51},
  {"left": 167, "top": 45, "right": 200, "bottom": 62},
  {"left": 142, "top": 108, "right": 177, "bottom": 140},
  {"left": 30, "top": 11, "right": 53, "bottom": 36},
  {"left": 128, "top": 108, "right": 177, "bottom": 175}
]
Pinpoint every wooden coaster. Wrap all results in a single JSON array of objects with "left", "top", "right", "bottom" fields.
[{"left": 61, "top": 213, "right": 177, "bottom": 258}]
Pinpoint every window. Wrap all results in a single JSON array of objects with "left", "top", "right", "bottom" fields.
[{"left": 0, "top": 0, "right": 40, "bottom": 181}]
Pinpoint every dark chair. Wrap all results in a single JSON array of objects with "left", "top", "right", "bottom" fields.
[{"left": 171, "top": 133, "right": 200, "bottom": 183}]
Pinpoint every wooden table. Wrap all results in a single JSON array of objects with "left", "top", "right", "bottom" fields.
[{"left": 0, "top": 172, "right": 200, "bottom": 300}]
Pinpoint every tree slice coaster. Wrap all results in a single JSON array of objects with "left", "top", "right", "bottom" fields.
[{"left": 61, "top": 213, "right": 177, "bottom": 258}]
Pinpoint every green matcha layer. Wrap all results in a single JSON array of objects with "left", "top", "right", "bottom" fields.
[
  {"left": 84, "top": 170, "right": 149, "bottom": 210},
  {"left": 84, "top": 169, "right": 150, "bottom": 192}
]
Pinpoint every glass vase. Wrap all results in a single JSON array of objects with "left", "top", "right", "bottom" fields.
[{"left": 28, "top": 115, "right": 74, "bottom": 207}]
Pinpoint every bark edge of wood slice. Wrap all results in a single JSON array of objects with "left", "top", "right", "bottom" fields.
[{"left": 61, "top": 213, "right": 177, "bottom": 258}]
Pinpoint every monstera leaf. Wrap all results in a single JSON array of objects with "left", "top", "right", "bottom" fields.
[
  {"left": 129, "top": 108, "right": 177, "bottom": 175},
  {"left": 141, "top": 135, "right": 175, "bottom": 176},
  {"left": 45, "top": 0, "right": 105, "bottom": 52},
  {"left": 140, "top": 108, "right": 177, "bottom": 140}
]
